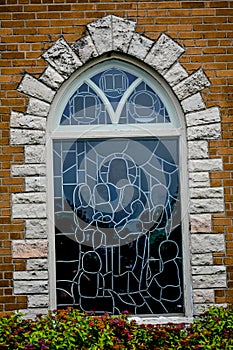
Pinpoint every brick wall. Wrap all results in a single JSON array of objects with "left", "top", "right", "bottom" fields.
[{"left": 0, "top": 0, "right": 232, "bottom": 315}]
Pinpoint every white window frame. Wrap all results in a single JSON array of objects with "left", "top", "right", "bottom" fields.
[{"left": 46, "top": 55, "right": 192, "bottom": 319}]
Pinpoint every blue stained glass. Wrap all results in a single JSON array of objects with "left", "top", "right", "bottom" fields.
[
  {"left": 60, "top": 83, "right": 111, "bottom": 125},
  {"left": 59, "top": 67, "right": 171, "bottom": 125},
  {"left": 53, "top": 137, "right": 183, "bottom": 314},
  {"left": 120, "top": 82, "right": 170, "bottom": 124},
  {"left": 54, "top": 61, "right": 183, "bottom": 315}
]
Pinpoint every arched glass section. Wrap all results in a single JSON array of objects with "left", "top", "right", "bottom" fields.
[{"left": 52, "top": 59, "right": 185, "bottom": 315}]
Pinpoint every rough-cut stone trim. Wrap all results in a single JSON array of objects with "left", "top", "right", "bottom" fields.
[
  {"left": 10, "top": 112, "right": 46, "bottom": 131},
  {"left": 191, "top": 234, "right": 225, "bottom": 254},
  {"left": 25, "top": 177, "right": 46, "bottom": 192},
  {"left": 193, "top": 289, "right": 215, "bottom": 304},
  {"left": 190, "top": 214, "right": 212, "bottom": 233},
  {"left": 11, "top": 164, "right": 46, "bottom": 177},
  {"left": 14, "top": 271, "right": 48, "bottom": 280},
  {"left": 11, "top": 14, "right": 225, "bottom": 316},
  {"left": 27, "top": 258, "right": 48, "bottom": 271},
  {"left": 39, "top": 66, "right": 65, "bottom": 90},
  {"left": 173, "top": 68, "right": 210, "bottom": 100},
  {"left": 190, "top": 187, "right": 223, "bottom": 199},
  {"left": 25, "top": 145, "right": 46, "bottom": 164},
  {"left": 189, "top": 158, "right": 223, "bottom": 172},
  {"left": 26, "top": 98, "right": 50, "bottom": 117},
  {"left": 187, "top": 123, "right": 222, "bottom": 141},
  {"left": 186, "top": 107, "right": 221, "bottom": 127},
  {"left": 42, "top": 37, "right": 82, "bottom": 78},
  {"left": 128, "top": 33, "right": 154, "bottom": 61},
  {"left": 72, "top": 35, "right": 98, "bottom": 63},
  {"left": 164, "top": 62, "right": 188, "bottom": 87},
  {"left": 145, "top": 33, "right": 185, "bottom": 74},
  {"left": 14, "top": 281, "right": 48, "bottom": 295},
  {"left": 12, "top": 203, "right": 46, "bottom": 219},
  {"left": 181, "top": 93, "right": 206, "bottom": 113},
  {"left": 192, "top": 253, "right": 213, "bottom": 266},
  {"left": 25, "top": 220, "right": 47, "bottom": 239},
  {"left": 188, "top": 140, "right": 209, "bottom": 159},
  {"left": 87, "top": 15, "right": 113, "bottom": 55},
  {"left": 12, "top": 239, "right": 48, "bottom": 259},
  {"left": 28, "top": 295, "right": 49, "bottom": 308},
  {"left": 10, "top": 129, "right": 45, "bottom": 145},
  {"left": 18, "top": 74, "right": 55, "bottom": 103},
  {"left": 192, "top": 274, "right": 226, "bottom": 289},
  {"left": 190, "top": 198, "right": 224, "bottom": 213}
]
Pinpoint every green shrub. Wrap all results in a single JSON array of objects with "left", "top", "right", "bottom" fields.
[{"left": 0, "top": 306, "right": 233, "bottom": 349}]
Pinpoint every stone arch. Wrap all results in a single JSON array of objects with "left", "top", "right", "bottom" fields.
[{"left": 10, "top": 15, "right": 225, "bottom": 318}]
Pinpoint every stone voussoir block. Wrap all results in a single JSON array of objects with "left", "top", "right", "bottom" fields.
[
  {"left": 145, "top": 33, "right": 185, "bottom": 74},
  {"left": 39, "top": 65, "right": 65, "bottom": 90},
  {"left": 26, "top": 97, "right": 50, "bottom": 117},
  {"left": 181, "top": 93, "right": 206, "bottom": 113},
  {"left": 10, "top": 111, "right": 46, "bottom": 131},
  {"left": 112, "top": 15, "right": 136, "bottom": 53},
  {"left": 87, "top": 15, "right": 113, "bottom": 55},
  {"left": 185, "top": 106, "right": 221, "bottom": 127},
  {"left": 128, "top": 32, "right": 154, "bottom": 61},
  {"left": 164, "top": 62, "right": 188, "bottom": 87},
  {"left": 72, "top": 35, "right": 98, "bottom": 63},
  {"left": 173, "top": 68, "right": 210, "bottom": 100},
  {"left": 18, "top": 74, "right": 55, "bottom": 103},
  {"left": 42, "top": 37, "right": 82, "bottom": 78}
]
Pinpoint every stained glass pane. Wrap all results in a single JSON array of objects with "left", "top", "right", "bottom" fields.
[
  {"left": 119, "top": 82, "right": 170, "bottom": 124},
  {"left": 60, "top": 83, "right": 111, "bottom": 125},
  {"left": 53, "top": 138, "right": 183, "bottom": 314},
  {"left": 59, "top": 67, "right": 171, "bottom": 125}
]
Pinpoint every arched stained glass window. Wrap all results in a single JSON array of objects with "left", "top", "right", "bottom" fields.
[{"left": 52, "top": 59, "right": 187, "bottom": 315}]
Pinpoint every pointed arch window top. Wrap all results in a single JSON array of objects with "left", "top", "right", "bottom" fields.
[{"left": 59, "top": 61, "right": 176, "bottom": 127}]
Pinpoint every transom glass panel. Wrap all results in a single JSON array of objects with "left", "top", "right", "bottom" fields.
[
  {"left": 53, "top": 60, "right": 184, "bottom": 315},
  {"left": 60, "top": 67, "right": 170, "bottom": 126}
]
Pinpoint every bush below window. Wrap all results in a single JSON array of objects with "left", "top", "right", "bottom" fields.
[{"left": 0, "top": 306, "right": 232, "bottom": 349}]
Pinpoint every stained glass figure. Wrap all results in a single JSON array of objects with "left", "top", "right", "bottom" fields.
[
  {"left": 54, "top": 61, "right": 183, "bottom": 315},
  {"left": 54, "top": 137, "right": 183, "bottom": 314}
]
